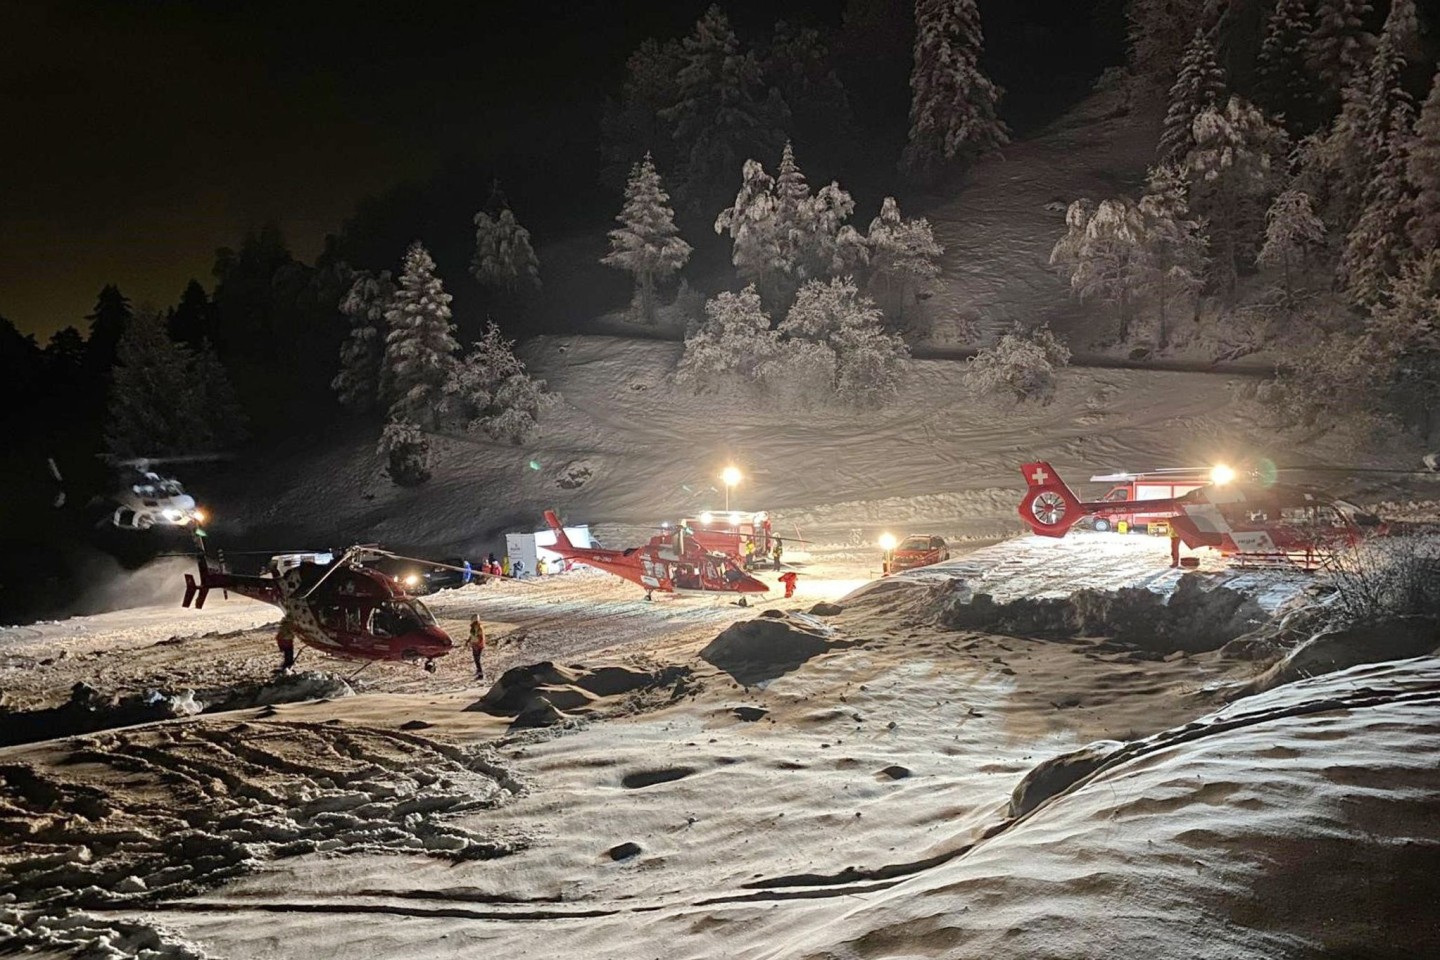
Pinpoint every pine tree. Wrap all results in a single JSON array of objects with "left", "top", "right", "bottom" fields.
[
  {"left": 770, "top": 142, "right": 860, "bottom": 291},
  {"left": 965, "top": 325, "right": 1071, "bottom": 404},
  {"left": 599, "top": 38, "right": 685, "bottom": 191},
  {"left": 332, "top": 270, "right": 395, "bottom": 412},
  {"left": 471, "top": 183, "right": 541, "bottom": 293},
  {"left": 602, "top": 154, "right": 692, "bottom": 324},
  {"left": 1255, "top": 0, "right": 1319, "bottom": 135},
  {"left": 1307, "top": 0, "right": 1375, "bottom": 103},
  {"left": 1407, "top": 69, "right": 1440, "bottom": 253},
  {"left": 1069, "top": 198, "right": 1149, "bottom": 341},
  {"left": 442, "top": 323, "right": 550, "bottom": 443},
  {"left": 378, "top": 418, "right": 431, "bottom": 486},
  {"left": 762, "top": 22, "right": 855, "bottom": 159},
  {"left": 104, "top": 312, "right": 243, "bottom": 457},
  {"left": 1138, "top": 164, "right": 1208, "bottom": 345},
  {"left": 1049, "top": 199, "right": 1098, "bottom": 281},
  {"left": 166, "top": 280, "right": 212, "bottom": 349},
  {"left": 1187, "top": 97, "right": 1289, "bottom": 300},
  {"left": 714, "top": 159, "right": 787, "bottom": 305},
  {"left": 383, "top": 242, "right": 460, "bottom": 429},
  {"left": 1342, "top": 102, "right": 1418, "bottom": 305},
  {"left": 780, "top": 277, "right": 909, "bottom": 407},
  {"left": 661, "top": 6, "right": 789, "bottom": 212},
  {"left": 84, "top": 285, "right": 133, "bottom": 380},
  {"left": 902, "top": 0, "right": 1008, "bottom": 183},
  {"left": 865, "top": 197, "right": 944, "bottom": 325},
  {"left": 1126, "top": 0, "right": 1211, "bottom": 91},
  {"left": 1159, "top": 27, "right": 1227, "bottom": 163},
  {"left": 675, "top": 285, "right": 782, "bottom": 390},
  {"left": 1365, "top": 250, "right": 1440, "bottom": 435},
  {"left": 1257, "top": 188, "right": 1326, "bottom": 307}
]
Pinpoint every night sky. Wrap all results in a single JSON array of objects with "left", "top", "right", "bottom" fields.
[{"left": 2, "top": 0, "right": 1121, "bottom": 341}]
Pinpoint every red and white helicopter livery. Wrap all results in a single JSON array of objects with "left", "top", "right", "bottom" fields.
[
  {"left": 1018, "top": 461, "right": 1401, "bottom": 569},
  {"left": 542, "top": 510, "right": 770, "bottom": 602}
]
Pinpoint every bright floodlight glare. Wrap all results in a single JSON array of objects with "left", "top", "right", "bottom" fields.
[
  {"left": 721, "top": 466, "right": 742, "bottom": 487},
  {"left": 729, "top": 512, "right": 741, "bottom": 525},
  {"left": 404, "top": 574, "right": 420, "bottom": 587},
  {"left": 700, "top": 511, "right": 714, "bottom": 524},
  {"left": 879, "top": 533, "right": 898, "bottom": 551},
  {"left": 1210, "top": 464, "right": 1237, "bottom": 485},
  {"left": 192, "top": 508, "right": 207, "bottom": 524}
]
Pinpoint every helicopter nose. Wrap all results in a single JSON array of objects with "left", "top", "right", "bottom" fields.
[{"left": 425, "top": 626, "right": 454, "bottom": 654}]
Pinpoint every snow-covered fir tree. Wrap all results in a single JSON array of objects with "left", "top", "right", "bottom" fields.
[
  {"left": 675, "top": 285, "right": 781, "bottom": 390},
  {"left": 1255, "top": 0, "right": 1319, "bottom": 135},
  {"left": 104, "top": 312, "right": 245, "bottom": 457},
  {"left": 599, "top": 38, "right": 684, "bottom": 191},
  {"left": 1342, "top": 102, "right": 1418, "bottom": 305},
  {"left": 1407, "top": 69, "right": 1440, "bottom": 253},
  {"left": 1138, "top": 164, "right": 1207, "bottom": 345},
  {"left": 1257, "top": 189, "right": 1326, "bottom": 306},
  {"left": 441, "top": 323, "right": 550, "bottom": 444},
  {"left": 761, "top": 24, "right": 854, "bottom": 162},
  {"left": 471, "top": 183, "right": 541, "bottom": 293},
  {"left": 1049, "top": 199, "right": 1097, "bottom": 281},
  {"left": 1159, "top": 27, "right": 1227, "bottom": 163},
  {"left": 902, "top": 0, "right": 1008, "bottom": 183},
  {"left": 602, "top": 154, "right": 692, "bottom": 324},
  {"left": 1126, "top": 0, "right": 1211, "bottom": 91},
  {"left": 865, "top": 197, "right": 944, "bottom": 325},
  {"left": 779, "top": 277, "right": 909, "bottom": 408},
  {"left": 383, "top": 241, "right": 460, "bottom": 429},
  {"left": 965, "top": 325, "right": 1071, "bottom": 405},
  {"left": 1365, "top": 250, "right": 1440, "bottom": 435},
  {"left": 1306, "top": 0, "right": 1375, "bottom": 103},
  {"left": 661, "top": 6, "right": 789, "bottom": 212},
  {"left": 377, "top": 418, "right": 431, "bottom": 486},
  {"left": 1187, "top": 97, "right": 1289, "bottom": 300},
  {"left": 714, "top": 159, "right": 787, "bottom": 305},
  {"left": 1069, "top": 198, "right": 1149, "bottom": 341},
  {"left": 332, "top": 270, "right": 395, "bottom": 412}
]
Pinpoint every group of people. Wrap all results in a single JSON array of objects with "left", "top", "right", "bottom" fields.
[
  {"left": 741, "top": 537, "right": 784, "bottom": 571},
  {"left": 462, "top": 553, "right": 564, "bottom": 583}
]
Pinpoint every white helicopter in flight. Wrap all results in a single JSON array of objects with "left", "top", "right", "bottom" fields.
[{"left": 101, "top": 456, "right": 213, "bottom": 531}]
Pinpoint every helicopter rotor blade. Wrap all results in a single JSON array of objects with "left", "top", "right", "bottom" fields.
[
  {"left": 300, "top": 547, "right": 362, "bottom": 599},
  {"left": 365, "top": 548, "right": 532, "bottom": 583}
]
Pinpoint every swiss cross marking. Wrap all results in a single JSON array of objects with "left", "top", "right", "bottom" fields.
[{"left": 1031, "top": 467, "right": 1050, "bottom": 485}]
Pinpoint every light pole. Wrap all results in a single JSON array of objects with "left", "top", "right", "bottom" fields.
[{"left": 721, "top": 466, "right": 742, "bottom": 512}]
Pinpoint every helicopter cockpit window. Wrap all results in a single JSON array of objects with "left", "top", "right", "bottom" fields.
[
  {"left": 368, "top": 601, "right": 423, "bottom": 639},
  {"left": 407, "top": 599, "right": 437, "bottom": 627}
]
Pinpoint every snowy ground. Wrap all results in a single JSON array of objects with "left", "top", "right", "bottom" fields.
[{"left": 4, "top": 552, "right": 1438, "bottom": 959}]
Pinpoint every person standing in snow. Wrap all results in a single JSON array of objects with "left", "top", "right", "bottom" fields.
[
  {"left": 502, "top": 556, "right": 512, "bottom": 577},
  {"left": 537, "top": 557, "right": 548, "bottom": 576},
  {"left": 743, "top": 538, "right": 756, "bottom": 570},
  {"left": 469, "top": 615, "right": 487, "bottom": 679},
  {"left": 1169, "top": 527, "right": 1182, "bottom": 568},
  {"left": 462, "top": 559, "right": 473, "bottom": 585},
  {"left": 275, "top": 621, "right": 296, "bottom": 672},
  {"left": 778, "top": 571, "right": 798, "bottom": 598},
  {"left": 771, "top": 539, "right": 784, "bottom": 570}
]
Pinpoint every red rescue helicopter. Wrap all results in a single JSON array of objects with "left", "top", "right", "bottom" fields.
[
  {"left": 1017, "top": 460, "right": 1401, "bottom": 569},
  {"left": 182, "top": 545, "right": 483, "bottom": 671},
  {"left": 542, "top": 510, "right": 771, "bottom": 603}
]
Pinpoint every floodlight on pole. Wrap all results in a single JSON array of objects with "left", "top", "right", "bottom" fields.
[{"left": 721, "top": 466, "right": 742, "bottom": 511}]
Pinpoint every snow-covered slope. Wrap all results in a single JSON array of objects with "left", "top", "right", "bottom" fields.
[{"left": 210, "top": 334, "right": 1283, "bottom": 560}]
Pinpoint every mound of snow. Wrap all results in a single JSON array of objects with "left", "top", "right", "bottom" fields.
[
  {"left": 935, "top": 574, "right": 1268, "bottom": 654},
  {"left": 470, "top": 660, "right": 690, "bottom": 726},
  {"left": 1237, "top": 615, "right": 1440, "bottom": 697},
  {"left": 699, "top": 610, "right": 845, "bottom": 684}
]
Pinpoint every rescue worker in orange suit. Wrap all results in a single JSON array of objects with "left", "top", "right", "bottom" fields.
[
  {"left": 778, "top": 571, "right": 798, "bottom": 598},
  {"left": 275, "top": 620, "right": 296, "bottom": 672},
  {"left": 469, "top": 615, "right": 487, "bottom": 680}
]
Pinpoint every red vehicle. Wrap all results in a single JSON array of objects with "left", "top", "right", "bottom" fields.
[
  {"left": 183, "top": 546, "right": 470, "bottom": 671},
  {"left": 885, "top": 535, "right": 951, "bottom": 573},
  {"left": 1085, "top": 469, "right": 1211, "bottom": 532},
  {"left": 1018, "top": 460, "right": 1399, "bottom": 569},
  {"left": 543, "top": 510, "right": 770, "bottom": 603},
  {"left": 682, "top": 510, "right": 775, "bottom": 562}
]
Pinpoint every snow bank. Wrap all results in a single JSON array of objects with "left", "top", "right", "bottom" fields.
[
  {"left": 699, "top": 609, "right": 849, "bottom": 684},
  {"left": 932, "top": 573, "right": 1269, "bottom": 654}
]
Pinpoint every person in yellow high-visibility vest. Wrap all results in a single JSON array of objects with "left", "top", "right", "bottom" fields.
[{"left": 468, "top": 615, "right": 487, "bottom": 680}]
